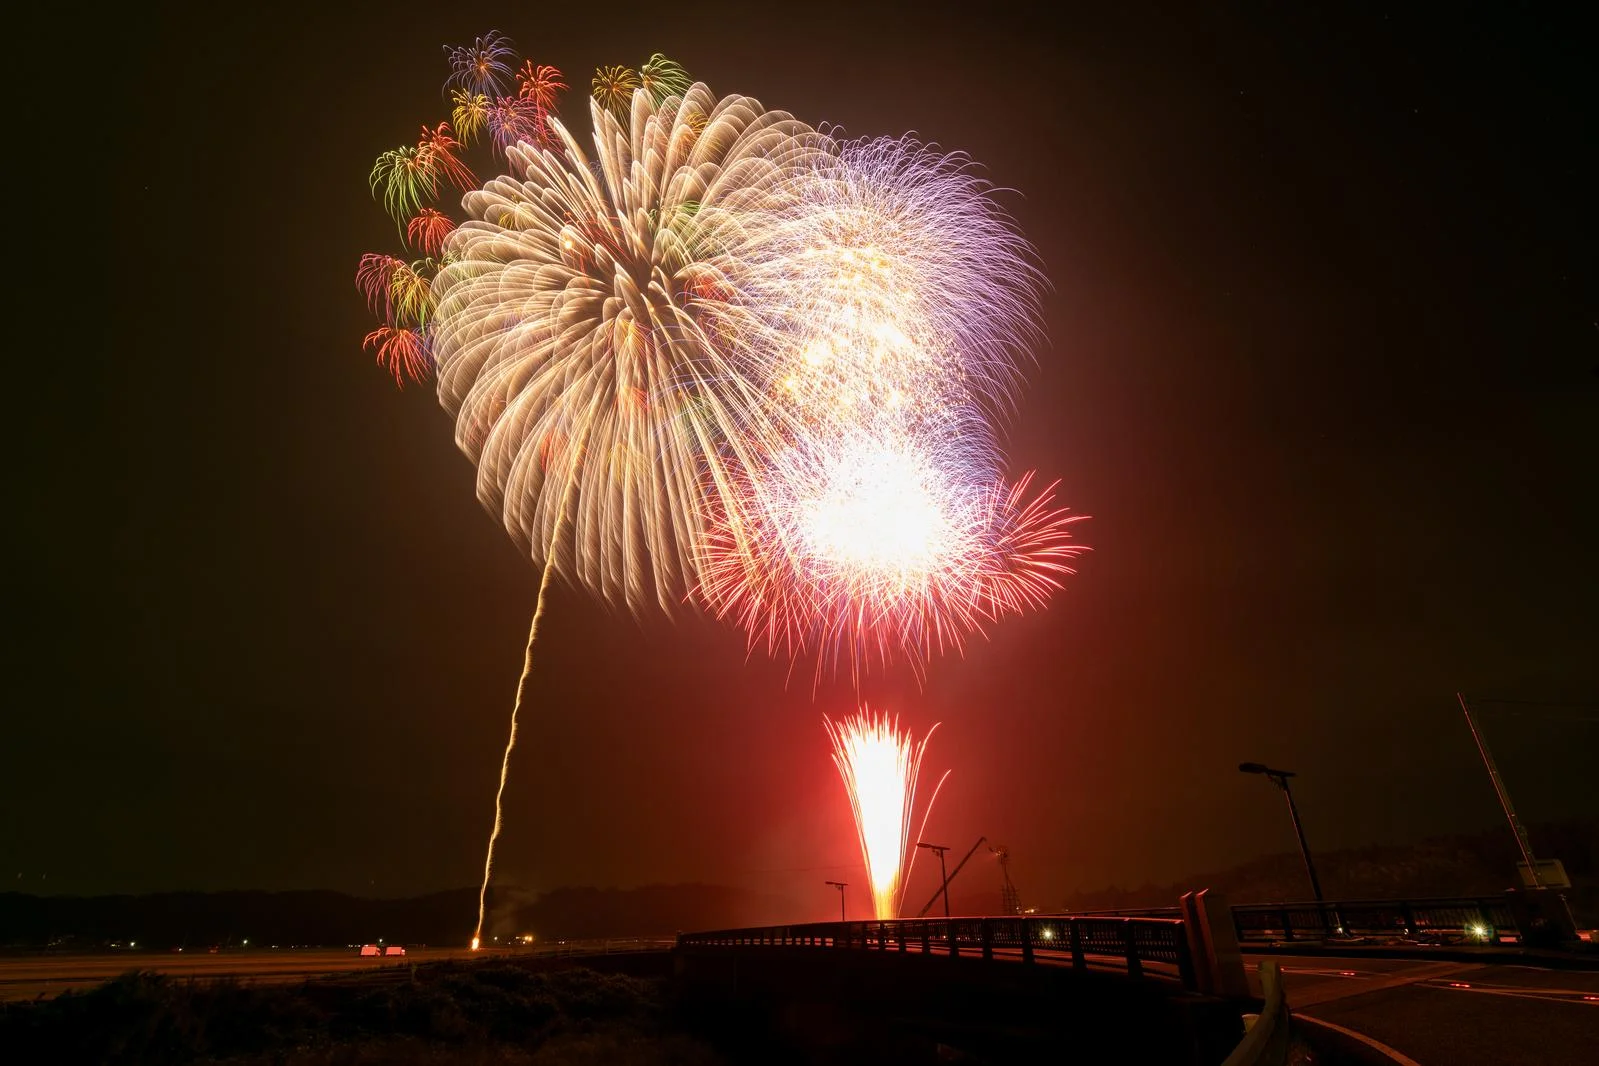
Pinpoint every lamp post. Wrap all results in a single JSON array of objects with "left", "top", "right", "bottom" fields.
[
  {"left": 917, "top": 842, "right": 952, "bottom": 918},
  {"left": 1239, "top": 762, "right": 1325, "bottom": 904},
  {"left": 824, "top": 880, "right": 848, "bottom": 922}
]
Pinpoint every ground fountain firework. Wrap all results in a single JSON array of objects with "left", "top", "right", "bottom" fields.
[{"left": 825, "top": 711, "right": 949, "bottom": 920}]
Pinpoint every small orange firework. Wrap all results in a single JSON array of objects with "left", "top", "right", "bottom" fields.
[
  {"left": 516, "top": 61, "right": 566, "bottom": 112},
  {"left": 825, "top": 710, "right": 949, "bottom": 920},
  {"left": 419, "top": 122, "right": 476, "bottom": 192},
  {"left": 363, "top": 325, "right": 430, "bottom": 387},
  {"left": 406, "top": 208, "right": 455, "bottom": 257}
]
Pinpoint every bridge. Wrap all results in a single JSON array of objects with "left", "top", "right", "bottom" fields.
[{"left": 674, "top": 898, "right": 1597, "bottom": 1065}]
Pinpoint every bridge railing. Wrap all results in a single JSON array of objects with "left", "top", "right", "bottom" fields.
[
  {"left": 677, "top": 915, "right": 1196, "bottom": 989},
  {"left": 1067, "top": 894, "right": 1526, "bottom": 945},
  {"left": 1230, "top": 895, "right": 1518, "bottom": 943}
]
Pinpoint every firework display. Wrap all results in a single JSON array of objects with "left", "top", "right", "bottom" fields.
[
  {"left": 430, "top": 86, "right": 828, "bottom": 613},
  {"left": 825, "top": 711, "right": 948, "bottom": 920},
  {"left": 353, "top": 31, "right": 1083, "bottom": 943},
  {"left": 690, "top": 137, "right": 1085, "bottom": 668}
]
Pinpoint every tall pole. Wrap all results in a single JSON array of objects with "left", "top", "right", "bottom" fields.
[
  {"left": 1274, "top": 775, "right": 1324, "bottom": 903},
  {"left": 1458, "top": 692, "right": 1543, "bottom": 888},
  {"left": 825, "top": 881, "right": 848, "bottom": 922},
  {"left": 938, "top": 849, "right": 951, "bottom": 918}
]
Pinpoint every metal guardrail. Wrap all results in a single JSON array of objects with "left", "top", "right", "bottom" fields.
[
  {"left": 1230, "top": 895, "right": 1517, "bottom": 943},
  {"left": 677, "top": 916, "right": 1197, "bottom": 989},
  {"left": 1068, "top": 894, "right": 1528, "bottom": 945}
]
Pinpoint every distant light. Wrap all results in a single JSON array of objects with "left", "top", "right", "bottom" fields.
[
  {"left": 1469, "top": 923, "right": 1489, "bottom": 939},
  {"left": 242, "top": 939, "right": 249, "bottom": 946},
  {"left": 1041, "top": 928, "right": 1055, "bottom": 940}
]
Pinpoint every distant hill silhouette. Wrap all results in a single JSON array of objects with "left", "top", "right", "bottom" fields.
[
  {"left": 0, "top": 882, "right": 796, "bottom": 950},
  {"left": 495, "top": 883, "right": 796, "bottom": 942},
  {"left": 6, "top": 820, "right": 1592, "bottom": 948},
  {"left": 1054, "top": 819, "right": 1597, "bottom": 922}
]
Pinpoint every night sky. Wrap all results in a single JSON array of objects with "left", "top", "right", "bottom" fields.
[{"left": 8, "top": 3, "right": 1595, "bottom": 913}]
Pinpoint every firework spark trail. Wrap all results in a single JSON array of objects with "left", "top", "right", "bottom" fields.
[
  {"left": 472, "top": 540, "right": 561, "bottom": 951},
  {"left": 825, "top": 710, "right": 949, "bottom": 919},
  {"left": 470, "top": 383, "right": 601, "bottom": 951}
]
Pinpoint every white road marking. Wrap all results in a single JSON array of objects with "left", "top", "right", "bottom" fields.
[
  {"left": 1296, "top": 1013, "right": 1425, "bottom": 1066},
  {"left": 1418, "top": 980, "right": 1599, "bottom": 1006}
]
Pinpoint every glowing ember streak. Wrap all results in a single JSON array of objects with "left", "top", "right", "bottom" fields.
[{"left": 825, "top": 710, "right": 949, "bottom": 920}]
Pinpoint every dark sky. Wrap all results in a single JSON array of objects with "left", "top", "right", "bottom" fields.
[{"left": 7, "top": 2, "right": 1595, "bottom": 913}]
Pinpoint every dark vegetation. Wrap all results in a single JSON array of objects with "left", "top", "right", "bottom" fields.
[{"left": 0, "top": 962, "right": 724, "bottom": 1066}]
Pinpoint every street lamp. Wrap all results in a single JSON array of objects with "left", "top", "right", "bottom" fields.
[
  {"left": 917, "top": 842, "right": 952, "bottom": 918},
  {"left": 1239, "top": 762, "right": 1325, "bottom": 904},
  {"left": 824, "top": 880, "right": 848, "bottom": 922}
]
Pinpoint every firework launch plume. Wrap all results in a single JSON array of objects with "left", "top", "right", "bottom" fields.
[{"left": 825, "top": 710, "right": 949, "bottom": 920}]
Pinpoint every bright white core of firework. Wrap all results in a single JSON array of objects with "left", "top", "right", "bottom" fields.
[{"left": 798, "top": 442, "right": 954, "bottom": 579}]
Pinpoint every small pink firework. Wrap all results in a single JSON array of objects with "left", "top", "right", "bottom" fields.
[
  {"left": 697, "top": 448, "right": 1086, "bottom": 675},
  {"left": 355, "top": 253, "right": 404, "bottom": 318},
  {"left": 488, "top": 95, "right": 551, "bottom": 157}
]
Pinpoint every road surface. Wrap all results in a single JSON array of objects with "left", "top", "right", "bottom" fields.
[
  {"left": 1246, "top": 953, "right": 1598, "bottom": 1066},
  {"left": 7, "top": 944, "right": 1593, "bottom": 1065}
]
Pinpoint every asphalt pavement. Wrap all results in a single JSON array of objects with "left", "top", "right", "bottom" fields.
[{"left": 1245, "top": 953, "right": 1599, "bottom": 1066}]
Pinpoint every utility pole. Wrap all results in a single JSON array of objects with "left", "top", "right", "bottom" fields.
[
  {"left": 824, "top": 880, "right": 848, "bottom": 922},
  {"left": 917, "top": 842, "right": 952, "bottom": 918},
  {"left": 1239, "top": 763, "right": 1324, "bottom": 903}
]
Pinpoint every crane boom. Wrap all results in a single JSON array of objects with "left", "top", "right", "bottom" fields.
[{"left": 915, "top": 836, "right": 987, "bottom": 917}]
